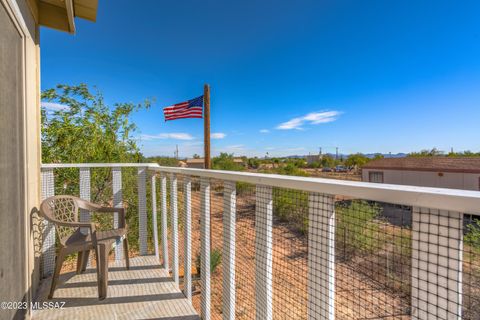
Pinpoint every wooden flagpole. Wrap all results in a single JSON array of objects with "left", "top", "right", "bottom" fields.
[{"left": 204, "top": 84, "right": 211, "bottom": 169}]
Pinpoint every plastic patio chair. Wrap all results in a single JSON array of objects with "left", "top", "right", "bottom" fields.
[{"left": 39, "top": 195, "right": 130, "bottom": 300}]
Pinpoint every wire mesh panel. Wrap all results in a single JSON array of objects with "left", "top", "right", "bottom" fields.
[
  {"left": 209, "top": 179, "right": 226, "bottom": 318},
  {"left": 189, "top": 176, "right": 207, "bottom": 315},
  {"left": 271, "top": 188, "right": 312, "bottom": 319},
  {"left": 411, "top": 207, "right": 463, "bottom": 319},
  {"left": 463, "top": 213, "right": 480, "bottom": 319},
  {"left": 41, "top": 168, "right": 56, "bottom": 277},
  {"left": 234, "top": 182, "right": 257, "bottom": 319},
  {"left": 335, "top": 200, "right": 412, "bottom": 319}
]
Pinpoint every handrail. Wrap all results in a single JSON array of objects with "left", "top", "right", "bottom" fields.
[
  {"left": 41, "top": 163, "right": 159, "bottom": 168},
  {"left": 41, "top": 163, "right": 480, "bottom": 214},
  {"left": 150, "top": 165, "right": 480, "bottom": 214}
]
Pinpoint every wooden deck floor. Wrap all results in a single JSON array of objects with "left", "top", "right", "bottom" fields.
[{"left": 33, "top": 255, "right": 199, "bottom": 320}]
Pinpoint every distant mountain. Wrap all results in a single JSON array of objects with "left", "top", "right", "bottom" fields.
[
  {"left": 283, "top": 153, "right": 408, "bottom": 159},
  {"left": 364, "top": 153, "right": 408, "bottom": 159}
]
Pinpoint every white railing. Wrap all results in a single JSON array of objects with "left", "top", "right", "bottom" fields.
[{"left": 40, "top": 163, "right": 480, "bottom": 320}]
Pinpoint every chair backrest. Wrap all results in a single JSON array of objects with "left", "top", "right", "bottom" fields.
[{"left": 40, "top": 196, "right": 80, "bottom": 241}]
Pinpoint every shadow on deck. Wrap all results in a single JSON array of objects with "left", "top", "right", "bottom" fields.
[{"left": 33, "top": 255, "right": 199, "bottom": 320}]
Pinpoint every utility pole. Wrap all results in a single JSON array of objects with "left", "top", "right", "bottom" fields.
[
  {"left": 319, "top": 147, "right": 322, "bottom": 155},
  {"left": 204, "top": 84, "right": 211, "bottom": 169},
  {"left": 336, "top": 147, "right": 339, "bottom": 161},
  {"left": 175, "top": 144, "right": 179, "bottom": 159}
]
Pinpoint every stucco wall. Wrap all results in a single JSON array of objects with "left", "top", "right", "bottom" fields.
[
  {"left": 363, "top": 168, "right": 480, "bottom": 191},
  {"left": 0, "top": 1, "right": 40, "bottom": 319}
]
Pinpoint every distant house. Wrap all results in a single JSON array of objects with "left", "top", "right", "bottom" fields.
[
  {"left": 362, "top": 157, "right": 480, "bottom": 191},
  {"left": 186, "top": 158, "right": 206, "bottom": 169},
  {"left": 186, "top": 157, "right": 245, "bottom": 169}
]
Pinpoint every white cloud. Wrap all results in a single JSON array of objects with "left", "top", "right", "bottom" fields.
[
  {"left": 211, "top": 132, "right": 226, "bottom": 139},
  {"left": 140, "top": 133, "right": 195, "bottom": 141},
  {"left": 41, "top": 102, "right": 70, "bottom": 111},
  {"left": 259, "top": 129, "right": 270, "bottom": 133},
  {"left": 276, "top": 111, "right": 341, "bottom": 130}
]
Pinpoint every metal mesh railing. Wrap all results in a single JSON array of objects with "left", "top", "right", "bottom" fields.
[{"left": 40, "top": 164, "right": 480, "bottom": 320}]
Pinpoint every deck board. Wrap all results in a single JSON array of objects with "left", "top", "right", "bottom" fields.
[{"left": 33, "top": 256, "right": 199, "bottom": 320}]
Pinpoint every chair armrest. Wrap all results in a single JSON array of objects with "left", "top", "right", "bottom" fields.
[
  {"left": 76, "top": 199, "right": 127, "bottom": 228},
  {"left": 52, "top": 220, "right": 96, "bottom": 233}
]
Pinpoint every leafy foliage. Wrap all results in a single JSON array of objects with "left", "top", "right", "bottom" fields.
[
  {"left": 42, "top": 83, "right": 150, "bottom": 163},
  {"left": 212, "top": 153, "right": 244, "bottom": 171},
  {"left": 321, "top": 155, "right": 336, "bottom": 168},
  {"left": 146, "top": 156, "right": 179, "bottom": 167},
  {"left": 345, "top": 153, "right": 370, "bottom": 168},
  {"left": 195, "top": 249, "right": 222, "bottom": 276},
  {"left": 273, "top": 188, "right": 309, "bottom": 234},
  {"left": 335, "top": 200, "right": 382, "bottom": 256},
  {"left": 408, "top": 148, "right": 444, "bottom": 157},
  {"left": 41, "top": 84, "right": 152, "bottom": 251},
  {"left": 465, "top": 219, "right": 480, "bottom": 255}
]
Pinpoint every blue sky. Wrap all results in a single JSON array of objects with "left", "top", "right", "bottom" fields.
[{"left": 41, "top": 0, "right": 480, "bottom": 157}]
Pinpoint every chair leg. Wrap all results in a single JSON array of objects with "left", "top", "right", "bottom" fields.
[
  {"left": 48, "top": 249, "right": 66, "bottom": 299},
  {"left": 80, "top": 250, "right": 90, "bottom": 273},
  {"left": 123, "top": 238, "right": 130, "bottom": 270},
  {"left": 76, "top": 251, "right": 84, "bottom": 274},
  {"left": 94, "top": 245, "right": 102, "bottom": 299},
  {"left": 97, "top": 243, "right": 108, "bottom": 300}
]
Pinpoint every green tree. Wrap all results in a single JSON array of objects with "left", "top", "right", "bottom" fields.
[
  {"left": 147, "top": 156, "right": 178, "bottom": 167},
  {"left": 212, "top": 153, "right": 244, "bottom": 171},
  {"left": 345, "top": 153, "right": 370, "bottom": 168},
  {"left": 42, "top": 84, "right": 150, "bottom": 163},
  {"left": 247, "top": 157, "right": 260, "bottom": 169},
  {"left": 447, "top": 150, "right": 480, "bottom": 157},
  {"left": 41, "top": 83, "right": 152, "bottom": 251},
  {"left": 321, "top": 155, "right": 335, "bottom": 168},
  {"left": 408, "top": 148, "right": 444, "bottom": 157}
]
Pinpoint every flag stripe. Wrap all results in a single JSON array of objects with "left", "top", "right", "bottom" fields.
[
  {"left": 164, "top": 110, "right": 202, "bottom": 118},
  {"left": 165, "top": 114, "right": 203, "bottom": 121},
  {"left": 163, "top": 95, "right": 204, "bottom": 121},
  {"left": 165, "top": 112, "right": 203, "bottom": 120},
  {"left": 165, "top": 109, "right": 203, "bottom": 117},
  {"left": 164, "top": 107, "right": 202, "bottom": 115},
  {"left": 163, "top": 102, "right": 189, "bottom": 111}
]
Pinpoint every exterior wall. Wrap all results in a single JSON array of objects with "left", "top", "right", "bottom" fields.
[
  {"left": 362, "top": 169, "right": 480, "bottom": 191},
  {"left": 0, "top": 0, "right": 40, "bottom": 319},
  {"left": 187, "top": 162, "right": 205, "bottom": 169}
]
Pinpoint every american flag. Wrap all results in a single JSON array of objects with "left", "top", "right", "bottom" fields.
[{"left": 163, "top": 95, "right": 203, "bottom": 121}]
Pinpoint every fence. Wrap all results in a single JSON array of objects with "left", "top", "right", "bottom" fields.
[{"left": 40, "top": 163, "right": 480, "bottom": 319}]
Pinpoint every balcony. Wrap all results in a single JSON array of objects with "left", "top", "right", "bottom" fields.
[{"left": 32, "top": 163, "right": 480, "bottom": 319}]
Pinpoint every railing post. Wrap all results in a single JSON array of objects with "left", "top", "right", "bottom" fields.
[
  {"left": 184, "top": 176, "right": 192, "bottom": 301},
  {"left": 79, "top": 168, "right": 91, "bottom": 236},
  {"left": 411, "top": 207, "right": 463, "bottom": 320},
  {"left": 255, "top": 185, "right": 273, "bottom": 320},
  {"left": 223, "top": 181, "right": 236, "bottom": 320},
  {"left": 170, "top": 173, "right": 179, "bottom": 285},
  {"left": 138, "top": 167, "right": 148, "bottom": 255},
  {"left": 161, "top": 173, "right": 169, "bottom": 271},
  {"left": 201, "top": 177, "right": 211, "bottom": 320},
  {"left": 307, "top": 193, "right": 335, "bottom": 320},
  {"left": 41, "top": 168, "right": 55, "bottom": 278},
  {"left": 151, "top": 172, "right": 159, "bottom": 260},
  {"left": 112, "top": 167, "right": 124, "bottom": 260}
]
